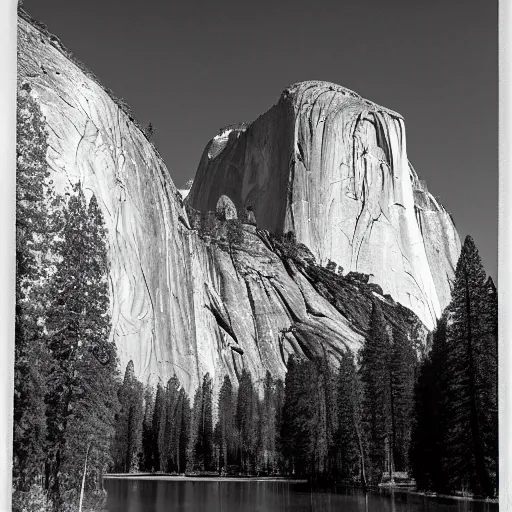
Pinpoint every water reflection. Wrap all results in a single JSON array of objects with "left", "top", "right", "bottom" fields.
[{"left": 104, "top": 479, "right": 498, "bottom": 512}]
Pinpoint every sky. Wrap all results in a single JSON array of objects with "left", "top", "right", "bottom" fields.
[{"left": 22, "top": 0, "right": 498, "bottom": 281}]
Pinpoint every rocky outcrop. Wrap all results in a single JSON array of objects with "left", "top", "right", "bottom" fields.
[
  {"left": 17, "top": 14, "right": 428, "bottom": 396},
  {"left": 179, "top": 179, "right": 194, "bottom": 200},
  {"left": 216, "top": 195, "right": 238, "bottom": 221},
  {"left": 187, "top": 81, "right": 461, "bottom": 330}
]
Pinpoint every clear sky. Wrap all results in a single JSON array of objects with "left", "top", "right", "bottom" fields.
[{"left": 22, "top": 0, "right": 498, "bottom": 281}]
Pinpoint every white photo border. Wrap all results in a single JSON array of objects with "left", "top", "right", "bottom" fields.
[{"left": 0, "top": 2, "right": 508, "bottom": 510}]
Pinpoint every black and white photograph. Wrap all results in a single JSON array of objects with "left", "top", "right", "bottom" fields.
[{"left": 1, "top": 0, "right": 507, "bottom": 511}]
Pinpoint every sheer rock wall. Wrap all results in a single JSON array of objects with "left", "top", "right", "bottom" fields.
[
  {"left": 18, "top": 16, "right": 430, "bottom": 395},
  {"left": 187, "top": 81, "right": 461, "bottom": 330}
]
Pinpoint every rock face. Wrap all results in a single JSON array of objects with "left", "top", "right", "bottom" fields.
[
  {"left": 187, "top": 81, "right": 461, "bottom": 330},
  {"left": 216, "top": 195, "right": 238, "bottom": 221},
  {"left": 17, "top": 14, "right": 430, "bottom": 396},
  {"left": 178, "top": 179, "right": 194, "bottom": 200},
  {"left": 18, "top": 14, "right": 202, "bottom": 391}
]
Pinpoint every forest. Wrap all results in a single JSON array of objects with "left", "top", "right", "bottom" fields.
[
  {"left": 113, "top": 250, "right": 497, "bottom": 502},
  {"left": 13, "top": 87, "right": 498, "bottom": 511}
]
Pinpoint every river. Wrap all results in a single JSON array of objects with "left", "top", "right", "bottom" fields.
[{"left": 103, "top": 478, "right": 498, "bottom": 512}]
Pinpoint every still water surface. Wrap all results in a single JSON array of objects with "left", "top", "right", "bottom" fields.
[{"left": 104, "top": 479, "right": 498, "bottom": 512}]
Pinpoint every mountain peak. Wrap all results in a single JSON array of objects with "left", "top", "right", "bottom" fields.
[
  {"left": 279, "top": 80, "right": 404, "bottom": 119},
  {"left": 187, "top": 81, "right": 460, "bottom": 329}
]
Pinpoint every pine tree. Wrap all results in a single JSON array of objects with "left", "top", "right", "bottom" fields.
[
  {"left": 156, "top": 383, "right": 168, "bottom": 472},
  {"left": 140, "top": 386, "right": 155, "bottom": 472},
  {"left": 258, "top": 371, "right": 277, "bottom": 473},
  {"left": 442, "top": 236, "right": 497, "bottom": 497},
  {"left": 201, "top": 374, "right": 214, "bottom": 471},
  {"left": 389, "top": 327, "right": 416, "bottom": 473},
  {"left": 178, "top": 389, "right": 190, "bottom": 474},
  {"left": 150, "top": 384, "right": 165, "bottom": 471},
  {"left": 280, "top": 356, "right": 297, "bottom": 474},
  {"left": 215, "top": 375, "right": 235, "bottom": 473},
  {"left": 44, "top": 186, "right": 119, "bottom": 508},
  {"left": 236, "top": 369, "right": 259, "bottom": 474},
  {"left": 187, "top": 386, "right": 203, "bottom": 472},
  {"left": 13, "top": 85, "right": 53, "bottom": 491},
  {"left": 359, "top": 301, "right": 389, "bottom": 484},
  {"left": 274, "top": 378, "right": 285, "bottom": 473},
  {"left": 315, "top": 353, "right": 338, "bottom": 477},
  {"left": 146, "top": 122, "right": 155, "bottom": 139},
  {"left": 159, "top": 376, "right": 181, "bottom": 472},
  {"left": 482, "top": 277, "right": 498, "bottom": 487},
  {"left": 336, "top": 350, "right": 365, "bottom": 484},
  {"left": 410, "top": 314, "right": 450, "bottom": 492},
  {"left": 186, "top": 375, "right": 214, "bottom": 473},
  {"left": 190, "top": 374, "right": 214, "bottom": 472},
  {"left": 280, "top": 357, "right": 321, "bottom": 477},
  {"left": 112, "top": 361, "right": 144, "bottom": 473}
]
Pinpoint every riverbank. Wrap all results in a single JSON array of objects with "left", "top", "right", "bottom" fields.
[
  {"left": 369, "top": 484, "right": 499, "bottom": 505},
  {"left": 104, "top": 473, "right": 308, "bottom": 483},
  {"left": 104, "top": 474, "right": 498, "bottom": 504}
]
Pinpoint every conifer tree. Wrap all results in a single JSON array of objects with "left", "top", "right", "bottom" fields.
[
  {"left": 389, "top": 328, "right": 416, "bottom": 472},
  {"left": 186, "top": 375, "right": 214, "bottom": 473},
  {"left": 44, "top": 186, "right": 119, "bottom": 508},
  {"left": 316, "top": 353, "right": 338, "bottom": 476},
  {"left": 160, "top": 376, "right": 181, "bottom": 473},
  {"left": 442, "top": 235, "right": 497, "bottom": 497},
  {"left": 197, "top": 374, "right": 214, "bottom": 471},
  {"left": 187, "top": 386, "right": 203, "bottom": 472},
  {"left": 281, "top": 356, "right": 305, "bottom": 474},
  {"left": 140, "top": 386, "right": 155, "bottom": 471},
  {"left": 274, "top": 378, "right": 285, "bottom": 473},
  {"left": 258, "top": 371, "right": 278, "bottom": 473},
  {"left": 215, "top": 375, "right": 235, "bottom": 472},
  {"left": 236, "top": 369, "right": 259, "bottom": 474},
  {"left": 13, "top": 85, "right": 52, "bottom": 490},
  {"left": 156, "top": 383, "right": 169, "bottom": 472},
  {"left": 300, "top": 356, "right": 331, "bottom": 478},
  {"left": 410, "top": 314, "right": 450, "bottom": 492},
  {"left": 177, "top": 389, "right": 191, "bottom": 474},
  {"left": 359, "top": 301, "right": 388, "bottom": 483},
  {"left": 150, "top": 384, "right": 165, "bottom": 471},
  {"left": 112, "top": 361, "right": 144, "bottom": 473},
  {"left": 336, "top": 350, "right": 365, "bottom": 484},
  {"left": 280, "top": 357, "right": 320, "bottom": 476},
  {"left": 479, "top": 276, "right": 498, "bottom": 486}
]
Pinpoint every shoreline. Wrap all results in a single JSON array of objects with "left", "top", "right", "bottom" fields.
[
  {"left": 370, "top": 485, "right": 499, "bottom": 505},
  {"left": 104, "top": 474, "right": 308, "bottom": 483},
  {"left": 104, "top": 474, "right": 498, "bottom": 504}
]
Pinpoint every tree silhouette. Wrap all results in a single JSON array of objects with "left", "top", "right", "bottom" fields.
[{"left": 442, "top": 236, "right": 497, "bottom": 497}]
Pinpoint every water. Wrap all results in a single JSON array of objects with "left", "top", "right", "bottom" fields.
[{"left": 104, "top": 479, "right": 498, "bottom": 512}]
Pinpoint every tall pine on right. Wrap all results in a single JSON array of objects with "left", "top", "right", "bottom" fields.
[{"left": 442, "top": 235, "right": 498, "bottom": 497}]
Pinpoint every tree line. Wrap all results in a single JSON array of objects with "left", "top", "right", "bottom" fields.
[
  {"left": 112, "top": 235, "right": 498, "bottom": 499},
  {"left": 112, "top": 305, "right": 418, "bottom": 487},
  {"left": 113, "top": 367, "right": 283, "bottom": 476}
]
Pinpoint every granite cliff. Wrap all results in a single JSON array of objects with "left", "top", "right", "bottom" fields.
[
  {"left": 18, "top": 13, "right": 441, "bottom": 395},
  {"left": 187, "top": 82, "right": 461, "bottom": 330}
]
